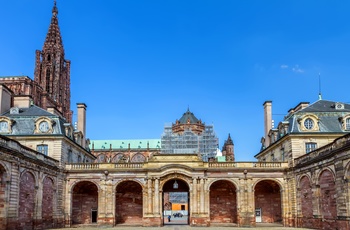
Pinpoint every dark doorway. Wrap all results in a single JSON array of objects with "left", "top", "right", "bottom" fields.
[
  {"left": 91, "top": 209, "right": 97, "bottom": 223},
  {"left": 163, "top": 179, "right": 189, "bottom": 225}
]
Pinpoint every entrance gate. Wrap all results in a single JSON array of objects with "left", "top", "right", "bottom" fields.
[{"left": 162, "top": 179, "right": 189, "bottom": 225}]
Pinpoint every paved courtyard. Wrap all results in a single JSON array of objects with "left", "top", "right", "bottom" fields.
[{"left": 53, "top": 224, "right": 312, "bottom": 230}]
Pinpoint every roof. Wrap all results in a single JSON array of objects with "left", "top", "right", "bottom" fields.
[
  {"left": 90, "top": 139, "right": 161, "bottom": 150},
  {"left": 300, "top": 100, "right": 350, "bottom": 112},
  {"left": 284, "top": 100, "right": 350, "bottom": 133},
  {"left": 1, "top": 105, "right": 66, "bottom": 136},
  {"left": 178, "top": 108, "right": 201, "bottom": 124},
  {"left": 2, "top": 105, "right": 56, "bottom": 117}
]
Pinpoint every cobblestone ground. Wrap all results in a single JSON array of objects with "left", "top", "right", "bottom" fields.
[{"left": 53, "top": 224, "right": 312, "bottom": 230}]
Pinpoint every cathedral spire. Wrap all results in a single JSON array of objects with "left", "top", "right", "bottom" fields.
[
  {"left": 34, "top": 0, "right": 72, "bottom": 122},
  {"left": 43, "top": 0, "right": 63, "bottom": 52}
]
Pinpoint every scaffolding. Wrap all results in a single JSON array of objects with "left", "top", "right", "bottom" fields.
[{"left": 161, "top": 124, "right": 218, "bottom": 162}]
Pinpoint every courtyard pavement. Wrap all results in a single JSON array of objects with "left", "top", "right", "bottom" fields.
[{"left": 53, "top": 223, "right": 313, "bottom": 230}]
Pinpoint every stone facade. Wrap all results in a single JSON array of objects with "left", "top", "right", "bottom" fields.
[
  {"left": 0, "top": 135, "right": 64, "bottom": 230},
  {"left": 2, "top": 2, "right": 350, "bottom": 230}
]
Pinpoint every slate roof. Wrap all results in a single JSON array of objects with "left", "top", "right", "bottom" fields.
[
  {"left": 301, "top": 100, "right": 350, "bottom": 113},
  {"left": 1, "top": 105, "right": 66, "bottom": 136},
  {"left": 283, "top": 100, "right": 350, "bottom": 134}
]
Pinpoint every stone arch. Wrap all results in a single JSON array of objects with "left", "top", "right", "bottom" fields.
[
  {"left": 207, "top": 178, "right": 239, "bottom": 191},
  {"left": 111, "top": 153, "right": 125, "bottom": 163},
  {"left": 0, "top": 163, "right": 8, "bottom": 229},
  {"left": 71, "top": 181, "right": 99, "bottom": 225},
  {"left": 42, "top": 176, "right": 55, "bottom": 229},
  {"left": 316, "top": 167, "right": 336, "bottom": 185},
  {"left": 318, "top": 169, "right": 336, "bottom": 220},
  {"left": 159, "top": 172, "right": 192, "bottom": 189},
  {"left": 96, "top": 153, "right": 106, "bottom": 163},
  {"left": 20, "top": 169, "right": 39, "bottom": 187},
  {"left": 115, "top": 180, "right": 143, "bottom": 225},
  {"left": 18, "top": 170, "right": 36, "bottom": 229},
  {"left": 131, "top": 153, "right": 146, "bottom": 162},
  {"left": 299, "top": 175, "right": 313, "bottom": 219},
  {"left": 254, "top": 179, "right": 282, "bottom": 224},
  {"left": 209, "top": 179, "right": 238, "bottom": 224}
]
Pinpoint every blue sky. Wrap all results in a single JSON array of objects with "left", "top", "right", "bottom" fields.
[{"left": 1, "top": 1, "right": 350, "bottom": 161}]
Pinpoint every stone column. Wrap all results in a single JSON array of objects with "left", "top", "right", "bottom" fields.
[
  {"left": 148, "top": 178, "right": 153, "bottom": 214},
  {"left": 192, "top": 177, "right": 197, "bottom": 214},
  {"left": 154, "top": 178, "right": 159, "bottom": 215},
  {"left": 199, "top": 178, "right": 205, "bottom": 213}
]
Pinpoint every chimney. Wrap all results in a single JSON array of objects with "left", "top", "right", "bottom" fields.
[
  {"left": 77, "top": 103, "right": 87, "bottom": 147},
  {"left": 0, "top": 85, "right": 12, "bottom": 114},
  {"left": 263, "top": 101, "right": 272, "bottom": 148}
]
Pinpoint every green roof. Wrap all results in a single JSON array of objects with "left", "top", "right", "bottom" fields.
[{"left": 90, "top": 139, "right": 161, "bottom": 150}]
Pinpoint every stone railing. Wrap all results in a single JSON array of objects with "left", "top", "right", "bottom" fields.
[
  {"left": 209, "top": 162, "right": 288, "bottom": 168},
  {"left": 67, "top": 163, "right": 100, "bottom": 170},
  {"left": 115, "top": 163, "right": 144, "bottom": 169},
  {"left": 0, "top": 135, "right": 58, "bottom": 166},
  {"left": 66, "top": 162, "right": 144, "bottom": 170}
]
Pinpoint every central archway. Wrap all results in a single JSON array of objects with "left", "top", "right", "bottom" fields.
[{"left": 162, "top": 179, "right": 189, "bottom": 225}]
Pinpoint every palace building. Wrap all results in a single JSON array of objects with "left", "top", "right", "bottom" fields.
[{"left": 1, "top": 2, "right": 350, "bottom": 230}]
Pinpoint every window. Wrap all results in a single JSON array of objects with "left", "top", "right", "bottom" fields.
[
  {"left": 304, "top": 118, "right": 314, "bottom": 130},
  {"left": 305, "top": 142, "right": 317, "bottom": 153},
  {"left": 346, "top": 118, "right": 350, "bottom": 130},
  {"left": 37, "top": 144, "right": 48, "bottom": 155},
  {"left": 281, "top": 148, "right": 285, "bottom": 161},
  {"left": 271, "top": 153, "right": 275, "bottom": 162},
  {"left": 0, "top": 121, "right": 8, "bottom": 133}
]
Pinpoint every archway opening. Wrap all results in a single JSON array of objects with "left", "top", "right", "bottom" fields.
[
  {"left": 72, "top": 181, "right": 98, "bottom": 225},
  {"left": 0, "top": 165, "right": 7, "bottom": 229},
  {"left": 319, "top": 170, "right": 336, "bottom": 219},
  {"left": 163, "top": 179, "right": 189, "bottom": 225},
  {"left": 42, "top": 177, "right": 54, "bottom": 229},
  {"left": 209, "top": 180, "right": 237, "bottom": 224},
  {"left": 115, "top": 181, "right": 143, "bottom": 225},
  {"left": 254, "top": 180, "right": 282, "bottom": 224},
  {"left": 19, "top": 171, "right": 36, "bottom": 229}
]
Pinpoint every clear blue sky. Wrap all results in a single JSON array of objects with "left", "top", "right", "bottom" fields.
[{"left": 1, "top": 1, "right": 350, "bottom": 161}]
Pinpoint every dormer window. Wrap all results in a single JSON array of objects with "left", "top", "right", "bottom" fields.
[
  {"left": 34, "top": 117, "right": 53, "bottom": 134},
  {"left": 299, "top": 114, "right": 319, "bottom": 131},
  {"left": 304, "top": 118, "right": 314, "bottom": 130},
  {"left": 339, "top": 114, "right": 350, "bottom": 131},
  {"left": 0, "top": 117, "right": 13, "bottom": 134}
]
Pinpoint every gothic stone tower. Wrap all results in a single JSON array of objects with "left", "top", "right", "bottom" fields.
[
  {"left": 222, "top": 133, "right": 235, "bottom": 161},
  {"left": 34, "top": 1, "right": 72, "bottom": 122}
]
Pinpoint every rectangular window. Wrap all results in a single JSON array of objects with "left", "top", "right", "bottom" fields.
[
  {"left": 281, "top": 148, "right": 285, "bottom": 161},
  {"left": 305, "top": 142, "right": 317, "bottom": 153},
  {"left": 37, "top": 144, "right": 48, "bottom": 155}
]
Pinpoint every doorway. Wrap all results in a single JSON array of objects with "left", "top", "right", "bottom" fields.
[{"left": 162, "top": 179, "right": 189, "bottom": 225}]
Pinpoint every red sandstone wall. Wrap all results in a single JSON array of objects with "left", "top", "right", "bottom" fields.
[
  {"left": 0, "top": 170, "right": 6, "bottom": 229},
  {"left": 300, "top": 176, "right": 313, "bottom": 218},
  {"left": 319, "top": 170, "right": 336, "bottom": 219},
  {"left": 115, "top": 181, "right": 143, "bottom": 225},
  {"left": 18, "top": 171, "right": 36, "bottom": 230},
  {"left": 209, "top": 180, "right": 237, "bottom": 223},
  {"left": 42, "top": 177, "right": 54, "bottom": 229}
]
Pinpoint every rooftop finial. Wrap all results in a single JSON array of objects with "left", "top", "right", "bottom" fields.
[
  {"left": 318, "top": 73, "right": 322, "bottom": 100},
  {"left": 52, "top": 0, "right": 58, "bottom": 16}
]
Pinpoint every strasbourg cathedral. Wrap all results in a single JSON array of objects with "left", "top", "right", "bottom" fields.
[{"left": 1, "top": 2, "right": 350, "bottom": 230}]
